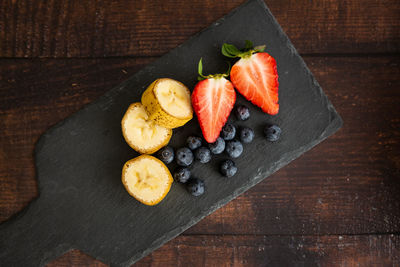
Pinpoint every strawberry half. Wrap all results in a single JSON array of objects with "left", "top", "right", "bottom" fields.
[
  {"left": 192, "top": 59, "right": 236, "bottom": 143},
  {"left": 222, "top": 41, "right": 279, "bottom": 115}
]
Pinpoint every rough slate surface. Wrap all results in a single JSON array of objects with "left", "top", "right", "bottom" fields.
[{"left": 0, "top": 0, "right": 342, "bottom": 266}]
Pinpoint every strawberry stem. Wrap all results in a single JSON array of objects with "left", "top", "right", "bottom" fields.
[
  {"left": 224, "top": 61, "right": 231, "bottom": 77},
  {"left": 197, "top": 58, "right": 231, "bottom": 81}
]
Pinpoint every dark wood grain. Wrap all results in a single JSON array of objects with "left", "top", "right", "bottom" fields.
[
  {"left": 0, "top": 0, "right": 399, "bottom": 57},
  {"left": 1, "top": 56, "right": 399, "bottom": 237},
  {"left": 46, "top": 234, "right": 400, "bottom": 267}
]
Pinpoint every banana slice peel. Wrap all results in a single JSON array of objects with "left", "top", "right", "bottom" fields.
[
  {"left": 121, "top": 103, "right": 172, "bottom": 154},
  {"left": 122, "top": 155, "right": 173, "bottom": 206},
  {"left": 142, "top": 78, "right": 193, "bottom": 128}
]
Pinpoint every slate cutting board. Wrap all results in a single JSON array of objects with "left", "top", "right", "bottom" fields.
[{"left": 0, "top": 0, "right": 342, "bottom": 266}]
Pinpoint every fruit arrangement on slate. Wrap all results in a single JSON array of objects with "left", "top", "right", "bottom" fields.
[
  {"left": 0, "top": 2, "right": 343, "bottom": 265},
  {"left": 121, "top": 41, "right": 282, "bottom": 205}
]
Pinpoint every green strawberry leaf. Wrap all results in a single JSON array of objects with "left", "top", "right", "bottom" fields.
[
  {"left": 198, "top": 58, "right": 203, "bottom": 75},
  {"left": 254, "top": 45, "right": 266, "bottom": 52},
  {"left": 198, "top": 58, "right": 207, "bottom": 80},
  {"left": 222, "top": 43, "right": 241, "bottom": 58},
  {"left": 244, "top": 40, "right": 253, "bottom": 50},
  {"left": 222, "top": 41, "right": 266, "bottom": 59}
]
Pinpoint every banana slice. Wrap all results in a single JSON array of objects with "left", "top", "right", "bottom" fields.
[
  {"left": 121, "top": 103, "right": 172, "bottom": 154},
  {"left": 122, "top": 155, "right": 173, "bottom": 206},
  {"left": 141, "top": 78, "right": 193, "bottom": 128}
]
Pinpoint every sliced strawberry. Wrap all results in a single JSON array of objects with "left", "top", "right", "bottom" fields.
[
  {"left": 222, "top": 42, "right": 279, "bottom": 115},
  {"left": 192, "top": 77, "right": 236, "bottom": 143}
]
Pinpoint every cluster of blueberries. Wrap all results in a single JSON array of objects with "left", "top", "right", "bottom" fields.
[{"left": 156, "top": 105, "right": 282, "bottom": 197}]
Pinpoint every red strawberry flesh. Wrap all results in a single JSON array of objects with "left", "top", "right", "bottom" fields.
[
  {"left": 230, "top": 52, "right": 279, "bottom": 115},
  {"left": 192, "top": 77, "right": 236, "bottom": 143}
]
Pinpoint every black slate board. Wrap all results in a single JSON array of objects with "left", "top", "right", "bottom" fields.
[{"left": 0, "top": 0, "right": 342, "bottom": 266}]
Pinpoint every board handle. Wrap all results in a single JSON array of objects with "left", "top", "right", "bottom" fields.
[{"left": 0, "top": 197, "right": 67, "bottom": 266}]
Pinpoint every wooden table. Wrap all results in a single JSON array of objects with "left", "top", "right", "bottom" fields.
[{"left": 1, "top": 0, "right": 399, "bottom": 266}]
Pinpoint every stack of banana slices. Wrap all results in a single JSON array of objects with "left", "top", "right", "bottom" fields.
[{"left": 121, "top": 78, "right": 193, "bottom": 206}]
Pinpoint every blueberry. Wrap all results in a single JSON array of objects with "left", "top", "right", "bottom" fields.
[
  {"left": 235, "top": 105, "right": 250, "bottom": 121},
  {"left": 221, "top": 123, "right": 236, "bottom": 140},
  {"left": 186, "top": 178, "right": 205, "bottom": 196},
  {"left": 225, "top": 140, "right": 243, "bottom": 158},
  {"left": 264, "top": 125, "right": 281, "bottom": 142},
  {"left": 176, "top": 147, "right": 194, "bottom": 166},
  {"left": 194, "top": 147, "right": 212, "bottom": 163},
  {"left": 186, "top": 136, "right": 202, "bottom": 150},
  {"left": 220, "top": 159, "right": 237, "bottom": 177},
  {"left": 208, "top": 137, "right": 225, "bottom": 154},
  {"left": 174, "top": 167, "right": 191, "bottom": 183},
  {"left": 239, "top": 127, "right": 254, "bottom": 144},
  {"left": 157, "top": 146, "right": 174, "bottom": 164}
]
